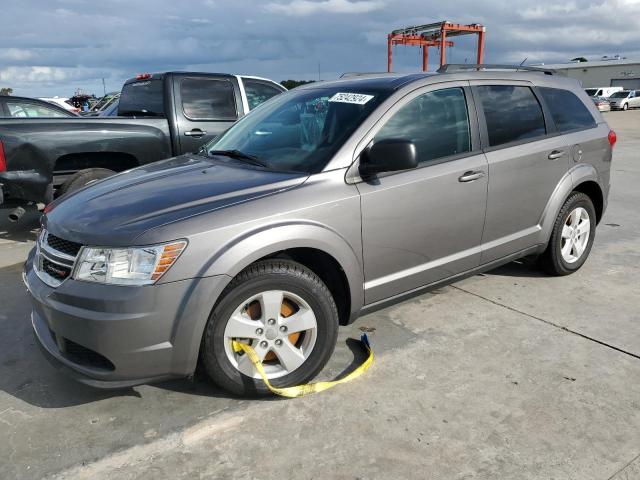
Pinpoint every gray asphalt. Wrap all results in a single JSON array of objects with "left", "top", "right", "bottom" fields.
[{"left": 1, "top": 111, "right": 639, "bottom": 480}]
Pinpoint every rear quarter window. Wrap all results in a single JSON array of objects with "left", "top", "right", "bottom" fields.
[
  {"left": 538, "top": 87, "right": 596, "bottom": 133},
  {"left": 476, "top": 85, "right": 546, "bottom": 147}
]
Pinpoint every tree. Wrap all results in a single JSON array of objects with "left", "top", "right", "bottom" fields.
[
  {"left": 571, "top": 57, "right": 588, "bottom": 63},
  {"left": 280, "top": 80, "right": 315, "bottom": 90},
  {"left": 0, "top": 87, "right": 13, "bottom": 96}
]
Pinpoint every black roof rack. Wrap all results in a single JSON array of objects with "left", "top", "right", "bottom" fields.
[
  {"left": 437, "top": 64, "right": 556, "bottom": 75},
  {"left": 339, "top": 72, "right": 399, "bottom": 78}
]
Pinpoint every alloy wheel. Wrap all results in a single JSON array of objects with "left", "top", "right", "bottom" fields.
[
  {"left": 560, "top": 207, "right": 590, "bottom": 263},
  {"left": 223, "top": 290, "right": 318, "bottom": 379}
]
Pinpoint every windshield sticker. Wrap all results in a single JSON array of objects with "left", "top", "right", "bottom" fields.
[{"left": 329, "top": 92, "right": 374, "bottom": 105}]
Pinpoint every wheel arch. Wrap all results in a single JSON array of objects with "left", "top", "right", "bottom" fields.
[
  {"left": 540, "top": 164, "right": 605, "bottom": 244},
  {"left": 54, "top": 152, "right": 140, "bottom": 174},
  {"left": 573, "top": 180, "right": 604, "bottom": 224},
  {"left": 197, "top": 222, "right": 364, "bottom": 323}
]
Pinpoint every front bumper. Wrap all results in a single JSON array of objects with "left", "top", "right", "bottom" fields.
[{"left": 24, "top": 249, "right": 229, "bottom": 388}]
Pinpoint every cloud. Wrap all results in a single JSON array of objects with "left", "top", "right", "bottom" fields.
[
  {"left": 0, "top": 48, "right": 34, "bottom": 61},
  {"left": 265, "top": 0, "right": 384, "bottom": 16},
  {"left": 1, "top": 0, "right": 640, "bottom": 97}
]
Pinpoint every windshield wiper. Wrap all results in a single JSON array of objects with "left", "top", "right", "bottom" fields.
[{"left": 208, "top": 149, "right": 269, "bottom": 168}]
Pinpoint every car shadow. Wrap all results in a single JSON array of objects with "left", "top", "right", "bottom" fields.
[{"left": 483, "top": 258, "right": 547, "bottom": 278}]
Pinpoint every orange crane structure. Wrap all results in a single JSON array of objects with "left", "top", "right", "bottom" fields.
[{"left": 387, "top": 21, "right": 486, "bottom": 72}]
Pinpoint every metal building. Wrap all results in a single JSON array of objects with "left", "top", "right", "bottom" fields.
[{"left": 537, "top": 58, "right": 640, "bottom": 90}]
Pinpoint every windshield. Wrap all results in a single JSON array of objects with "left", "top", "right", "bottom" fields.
[
  {"left": 203, "top": 86, "right": 389, "bottom": 173},
  {"left": 118, "top": 79, "right": 164, "bottom": 117},
  {"left": 610, "top": 91, "right": 630, "bottom": 98},
  {"left": 584, "top": 89, "right": 598, "bottom": 97}
]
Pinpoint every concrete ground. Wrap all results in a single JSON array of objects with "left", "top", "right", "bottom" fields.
[{"left": 1, "top": 111, "right": 639, "bottom": 480}]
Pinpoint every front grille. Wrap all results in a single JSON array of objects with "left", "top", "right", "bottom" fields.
[
  {"left": 46, "top": 233, "right": 82, "bottom": 257},
  {"left": 42, "top": 257, "right": 71, "bottom": 281},
  {"left": 35, "top": 230, "right": 84, "bottom": 287}
]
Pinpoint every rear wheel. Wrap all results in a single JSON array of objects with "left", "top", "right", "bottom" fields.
[
  {"left": 55, "top": 168, "right": 115, "bottom": 198},
  {"left": 202, "top": 259, "right": 339, "bottom": 396},
  {"left": 538, "top": 192, "right": 596, "bottom": 276}
]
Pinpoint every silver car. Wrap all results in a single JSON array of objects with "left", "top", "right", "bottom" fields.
[
  {"left": 591, "top": 96, "right": 611, "bottom": 112},
  {"left": 608, "top": 90, "right": 640, "bottom": 110},
  {"left": 24, "top": 65, "right": 615, "bottom": 395}
]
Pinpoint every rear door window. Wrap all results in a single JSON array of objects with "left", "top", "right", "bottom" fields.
[
  {"left": 476, "top": 85, "right": 546, "bottom": 147},
  {"left": 538, "top": 87, "right": 596, "bottom": 132},
  {"left": 242, "top": 79, "right": 284, "bottom": 110},
  {"left": 374, "top": 87, "right": 471, "bottom": 165},
  {"left": 181, "top": 78, "right": 237, "bottom": 120}
]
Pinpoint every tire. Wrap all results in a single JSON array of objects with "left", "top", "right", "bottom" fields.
[
  {"left": 202, "top": 259, "right": 339, "bottom": 396},
  {"left": 622, "top": 103, "right": 629, "bottom": 111},
  {"left": 55, "top": 168, "right": 115, "bottom": 198},
  {"left": 538, "top": 192, "right": 596, "bottom": 276}
]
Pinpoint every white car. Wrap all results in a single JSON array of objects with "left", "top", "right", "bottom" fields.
[
  {"left": 38, "top": 97, "right": 80, "bottom": 114},
  {"left": 584, "top": 87, "right": 623, "bottom": 98},
  {"left": 608, "top": 90, "right": 640, "bottom": 111}
]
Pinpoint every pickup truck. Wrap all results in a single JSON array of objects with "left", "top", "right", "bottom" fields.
[{"left": 0, "top": 72, "right": 286, "bottom": 216}]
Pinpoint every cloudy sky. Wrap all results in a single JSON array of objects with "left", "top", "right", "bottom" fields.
[{"left": 1, "top": 0, "right": 639, "bottom": 97}]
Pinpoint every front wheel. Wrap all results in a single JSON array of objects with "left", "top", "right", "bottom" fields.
[
  {"left": 622, "top": 103, "right": 629, "bottom": 111},
  {"left": 202, "top": 260, "right": 339, "bottom": 396},
  {"left": 538, "top": 192, "right": 596, "bottom": 276}
]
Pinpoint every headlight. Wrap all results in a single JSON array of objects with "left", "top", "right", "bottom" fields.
[{"left": 73, "top": 241, "right": 187, "bottom": 285}]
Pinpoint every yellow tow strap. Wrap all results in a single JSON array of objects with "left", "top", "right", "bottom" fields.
[{"left": 232, "top": 334, "right": 373, "bottom": 398}]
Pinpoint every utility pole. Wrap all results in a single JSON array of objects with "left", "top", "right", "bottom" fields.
[{"left": 102, "top": 78, "right": 106, "bottom": 96}]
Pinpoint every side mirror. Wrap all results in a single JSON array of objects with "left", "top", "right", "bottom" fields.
[{"left": 359, "top": 139, "right": 417, "bottom": 177}]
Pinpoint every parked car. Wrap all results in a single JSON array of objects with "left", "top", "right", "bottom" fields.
[
  {"left": 591, "top": 96, "right": 611, "bottom": 112},
  {"left": 0, "top": 96, "right": 77, "bottom": 118},
  {"left": 97, "top": 98, "right": 119, "bottom": 117},
  {"left": 38, "top": 96, "right": 80, "bottom": 114},
  {"left": 23, "top": 65, "right": 614, "bottom": 395},
  {"left": 81, "top": 92, "right": 120, "bottom": 116},
  {"left": 0, "top": 72, "right": 285, "bottom": 211},
  {"left": 584, "top": 87, "right": 623, "bottom": 98},
  {"left": 608, "top": 90, "right": 640, "bottom": 110}
]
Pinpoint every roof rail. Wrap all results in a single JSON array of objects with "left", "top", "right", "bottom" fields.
[
  {"left": 437, "top": 64, "right": 556, "bottom": 75},
  {"left": 339, "top": 72, "right": 399, "bottom": 78}
]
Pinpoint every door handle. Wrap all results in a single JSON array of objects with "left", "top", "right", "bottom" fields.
[
  {"left": 184, "top": 129, "right": 207, "bottom": 137},
  {"left": 458, "top": 171, "right": 485, "bottom": 182},
  {"left": 548, "top": 150, "right": 565, "bottom": 160}
]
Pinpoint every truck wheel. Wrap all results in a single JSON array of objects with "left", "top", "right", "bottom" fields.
[
  {"left": 56, "top": 168, "right": 115, "bottom": 198},
  {"left": 201, "top": 259, "right": 339, "bottom": 396},
  {"left": 538, "top": 192, "right": 596, "bottom": 276}
]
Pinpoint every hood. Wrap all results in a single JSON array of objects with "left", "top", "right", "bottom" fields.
[{"left": 44, "top": 154, "right": 308, "bottom": 246}]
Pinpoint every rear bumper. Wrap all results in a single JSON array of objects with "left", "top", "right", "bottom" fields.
[
  {"left": 24, "top": 249, "right": 230, "bottom": 388},
  {"left": 0, "top": 170, "right": 53, "bottom": 203}
]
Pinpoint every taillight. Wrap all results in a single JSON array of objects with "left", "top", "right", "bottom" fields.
[
  {"left": 0, "top": 140, "right": 6, "bottom": 172},
  {"left": 608, "top": 130, "right": 617, "bottom": 147}
]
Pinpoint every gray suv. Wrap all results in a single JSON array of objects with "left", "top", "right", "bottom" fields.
[{"left": 24, "top": 65, "right": 615, "bottom": 396}]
